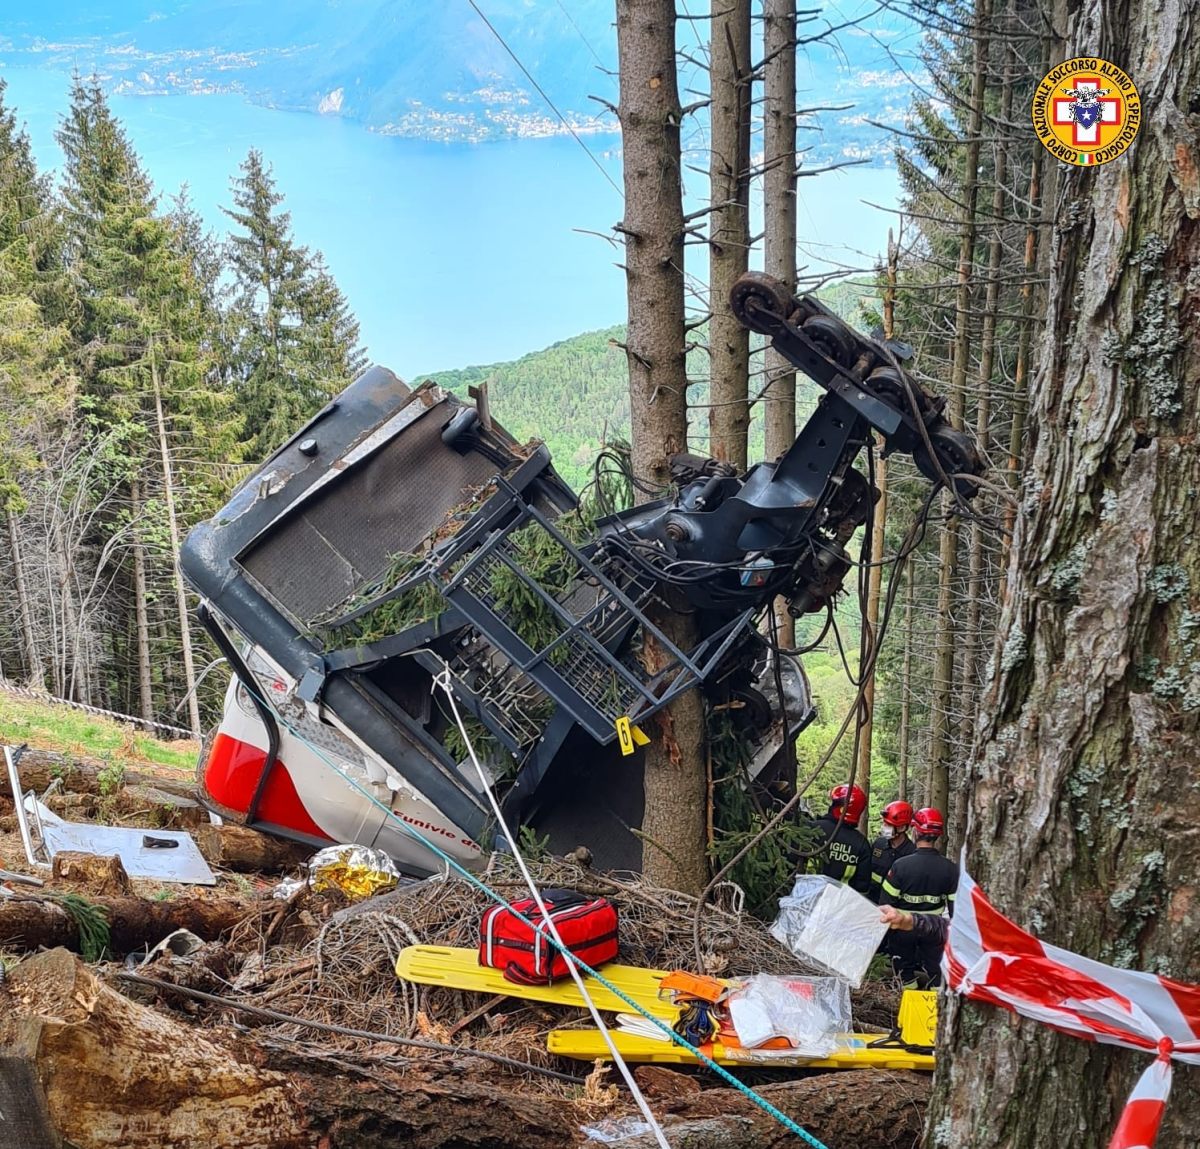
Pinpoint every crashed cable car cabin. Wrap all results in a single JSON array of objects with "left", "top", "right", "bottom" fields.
[{"left": 180, "top": 272, "right": 982, "bottom": 876}]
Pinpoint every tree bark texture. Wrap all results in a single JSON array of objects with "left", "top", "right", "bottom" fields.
[
  {"left": 627, "top": 1067, "right": 930, "bottom": 1148},
  {"left": 928, "top": 7, "right": 1200, "bottom": 1144},
  {"left": 763, "top": 0, "right": 798, "bottom": 646},
  {"left": 706, "top": 0, "right": 752, "bottom": 470},
  {"left": 195, "top": 821, "right": 312, "bottom": 873},
  {"left": 129, "top": 478, "right": 155, "bottom": 724},
  {"left": 0, "top": 949, "right": 306, "bottom": 1149},
  {"left": 616, "top": 0, "right": 708, "bottom": 894},
  {"left": 0, "top": 893, "right": 260, "bottom": 957},
  {"left": 617, "top": 0, "right": 690, "bottom": 499}
]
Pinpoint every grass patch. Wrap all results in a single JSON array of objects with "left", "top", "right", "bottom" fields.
[{"left": 0, "top": 691, "right": 197, "bottom": 773}]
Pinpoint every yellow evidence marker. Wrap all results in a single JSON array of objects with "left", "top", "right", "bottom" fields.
[{"left": 615, "top": 715, "right": 651, "bottom": 756}]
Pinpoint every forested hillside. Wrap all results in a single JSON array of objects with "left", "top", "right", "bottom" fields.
[
  {"left": 0, "top": 76, "right": 362, "bottom": 735},
  {"left": 422, "top": 279, "right": 870, "bottom": 489}
]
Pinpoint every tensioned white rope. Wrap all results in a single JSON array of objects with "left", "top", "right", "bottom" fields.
[{"left": 432, "top": 667, "right": 671, "bottom": 1149}]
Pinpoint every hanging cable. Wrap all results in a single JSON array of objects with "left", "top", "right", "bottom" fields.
[
  {"left": 466, "top": 0, "right": 623, "bottom": 199},
  {"left": 432, "top": 666, "right": 671, "bottom": 1149}
]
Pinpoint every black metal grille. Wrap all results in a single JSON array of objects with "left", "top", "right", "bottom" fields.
[{"left": 428, "top": 482, "right": 753, "bottom": 744}]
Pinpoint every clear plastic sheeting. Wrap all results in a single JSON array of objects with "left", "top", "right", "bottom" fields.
[
  {"left": 769, "top": 875, "right": 888, "bottom": 986},
  {"left": 307, "top": 843, "right": 401, "bottom": 900},
  {"left": 580, "top": 1116, "right": 654, "bottom": 1143},
  {"left": 726, "top": 974, "right": 851, "bottom": 1053}
]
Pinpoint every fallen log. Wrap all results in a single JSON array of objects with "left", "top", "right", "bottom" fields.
[
  {"left": 0, "top": 892, "right": 261, "bottom": 957},
  {"left": 0, "top": 948, "right": 308, "bottom": 1149},
  {"left": 195, "top": 822, "right": 312, "bottom": 873},
  {"left": 2, "top": 949, "right": 578, "bottom": 1149},
  {"left": 2, "top": 950, "right": 931, "bottom": 1149},
  {"left": 626, "top": 1066, "right": 931, "bottom": 1149},
  {"left": 0, "top": 747, "right": 198, "bottom": 802}
]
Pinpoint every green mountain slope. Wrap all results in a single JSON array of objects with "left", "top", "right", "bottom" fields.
[
  {"left": 417, "top": 326, "right": 631, "bottom": 490},
  {"left": 419, "top": 282, "right": 877, "bottom": 491}
]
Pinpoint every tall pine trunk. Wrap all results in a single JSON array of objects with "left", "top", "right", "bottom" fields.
[
  {"left": 616, "top": 0, "right": 708, "bottom": 894},
  {"left": 151, "top": 345, "right": 202, "bottom": 737},
  {"left": 763, "top": 0, "right": 797, "bottom": 645},
  {"left": 707, "top": 0, "right": 751, "bottom": 469},
  {"left": 898, "top": 565, "right": 916, "bottom": 802},
  {"left": 1001, "top": 54, "right": 1048, "bottom": 581},
  {"left": 928, "top": 8, "right": 1200, "bottom": 1143},
  {"left": 958, "top": 43, "right": 1014, "bottom": 764},
  {"left": 928, "top": 0, "right": 991, "bottom": 822},
  {"left": 129, "top": 478, "right": 154, "bottom": 722},
  {"left": 856, "top": 230, "right": 899, "bottom": 810}
]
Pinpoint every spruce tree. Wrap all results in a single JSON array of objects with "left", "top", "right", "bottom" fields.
[
  {"left": 57, "top": 75, "right": 233, "bottom": 726},
  {"left": 223, "top": 149, "right": 365, "bottom": 458},
  {"left": 0, "top": 78, "right": 73, "bottom": 688}
]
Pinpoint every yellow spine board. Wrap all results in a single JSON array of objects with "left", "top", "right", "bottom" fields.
[
  {"left": 546, "top": 1029, "right": 935, "bottom": 1072},
  {"left": 395, "top": 944, "right": 697, "bottom": 1018}
]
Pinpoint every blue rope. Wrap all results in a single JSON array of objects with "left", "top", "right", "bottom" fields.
[{"left": 237, "top": 680, "right": 831, "bottom": 1149}]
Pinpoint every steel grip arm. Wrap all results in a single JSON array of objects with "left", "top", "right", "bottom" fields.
[{"left": 730, "top": 271, "right": 984, "bottom": 499}]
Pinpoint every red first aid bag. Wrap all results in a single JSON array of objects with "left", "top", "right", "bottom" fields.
[{"left": 479, "top": 888, "right": 619, "bottom": 984}]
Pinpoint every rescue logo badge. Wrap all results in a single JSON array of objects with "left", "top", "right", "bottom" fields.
[{"left": 1031, "top": 57, "right": 1140, "bottom": 167}]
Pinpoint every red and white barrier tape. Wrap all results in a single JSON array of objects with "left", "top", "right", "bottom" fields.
[{"left": 945, "top": 867, "right": 1200, "bottom": 1149}]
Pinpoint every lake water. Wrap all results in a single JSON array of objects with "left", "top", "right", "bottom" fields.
[{"left": 0, "top": 66, "right": 901, "bottom": 375}]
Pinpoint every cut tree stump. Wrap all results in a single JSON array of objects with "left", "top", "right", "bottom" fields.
[
  {"left": 50, "top": 851, "right": 132, "bottom": 896},
  {"left": 0, "top": 893, "right": 261, "bottom": 957},
  {"left": 194, "top": 823, "right": 311, "bottom": 873}
]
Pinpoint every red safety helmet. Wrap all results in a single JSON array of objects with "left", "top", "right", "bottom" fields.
[
  {"left": 913, "top": 807, "right": 945, "bottom": 836},
  {"left": 829, "top": 783, "right": 868, "bottom": 827},
  {"left": 881, "top": 800, "right": 914, "bottom": 830}
]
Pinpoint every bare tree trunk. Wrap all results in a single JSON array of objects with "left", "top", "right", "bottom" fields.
[
  {"left": 706, "top": 0, "right": 751, "bottom": 470},
  {"left": 898, "top": 565, "right": 915, "bottom": 802},
  {"left": 928, "top": 12, "right": 1200, "bottom": 1143},
  {"left": 856, "top": 230, "right": 899, "bottom": 810},
  {"left": 616, "top": 0, "right": 708, "bottom": 894},
  {"left": 6, "top": 507, "right": 45, "bottom": 688},
  {"left": 763, "top": 0, "right": 797, "bottom": 648},
  {"left": 129, "top": 478, "right": 154, "bottom": 723},
  {"left": 958, "top": 43, "right": 1013, "bottom": 770},
  {"left": 151, "top": 346, "right": 202, "bottom": 738},
  {"left": 1000, "top": 78, "right": 1047, "bottom": 583},
  {"left": 928, "top": 0, "right": 991, "bottom": 825},
  {"left": 53, "top": 520, "right": 84, "bottom": 703}
]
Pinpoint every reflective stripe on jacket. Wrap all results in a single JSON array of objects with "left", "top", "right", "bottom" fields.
[{"left": 880, "top": 846, "right": 959, "bottom": 916}]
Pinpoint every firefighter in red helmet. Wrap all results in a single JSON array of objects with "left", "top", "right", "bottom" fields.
[
  {"left": 867, "top": 799, "right": 916, "bottom": 904},
  {"left": 879, "top": 806, "right": 958, "bottom": 987},
  {"left": 805, "top": 783, "right": 872, "bottom": 896}
]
